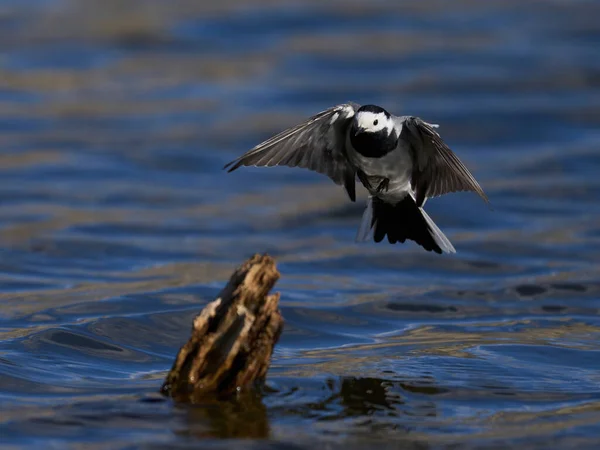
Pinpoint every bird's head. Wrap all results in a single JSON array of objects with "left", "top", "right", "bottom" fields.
[{"left": 352, "top": 105, "right": 394, "bottom": 137}]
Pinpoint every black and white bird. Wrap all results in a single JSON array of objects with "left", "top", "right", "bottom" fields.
[{"left": 224, "top": 102, "right": 488, "bottom": 254}]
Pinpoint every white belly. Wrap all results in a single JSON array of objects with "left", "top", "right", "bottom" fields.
[{"left": 346, "top": 135, "right": 413, "bottom": 202}]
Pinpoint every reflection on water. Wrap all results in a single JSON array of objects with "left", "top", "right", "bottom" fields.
[
  {"left": 1, "top": 0, "right": 600, "bottom": 448},
  {"left": 177, "top": 393, "right": 271, "bottom": 440}
]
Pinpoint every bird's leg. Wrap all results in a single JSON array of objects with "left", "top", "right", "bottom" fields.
[
  {"left": 375, "top": 178, "right": 390, "bottom": 193},
  {"left": 357, "top": 170, "right": 390, "bottom": 194},
  {"left": 356, "top": 169, "right": 373, "bottom": 190}
]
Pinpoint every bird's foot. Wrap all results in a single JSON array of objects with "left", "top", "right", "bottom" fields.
[
  {"left": 356, "top": 170, "right": 372, "bottom": 190},
  {"left": 357, "top": 170, "right": 390, "bottom": 194},
  {"left": 375, "top": 178, "right": 390, "bottom": 193}
]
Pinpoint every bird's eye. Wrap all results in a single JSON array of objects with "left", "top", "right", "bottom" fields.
[{"left": 373, "top": 120, "right": 379, "bottom": 126}]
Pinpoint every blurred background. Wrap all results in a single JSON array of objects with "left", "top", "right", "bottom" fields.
[{"left": 1, "top": 0, "right": 599, "bottom": 448}]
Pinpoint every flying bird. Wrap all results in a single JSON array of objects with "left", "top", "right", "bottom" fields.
[{"left": 224, "top": 102, "right": 488, "bottom": 254}]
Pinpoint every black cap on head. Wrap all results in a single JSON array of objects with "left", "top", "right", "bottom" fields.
[{"left": 357, "top": 104, "right": 390, "bottom": 118}]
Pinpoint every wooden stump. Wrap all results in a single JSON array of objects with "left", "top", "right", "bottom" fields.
[{"left": 161, "top": 254, "right": 283, "bottom": 403}]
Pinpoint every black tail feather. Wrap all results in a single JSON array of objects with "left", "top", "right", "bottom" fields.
[{"left": 370, "top": 196, "right": 454, "bottom": 254}]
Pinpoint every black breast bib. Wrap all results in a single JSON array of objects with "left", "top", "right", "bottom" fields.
[{"left": 350, "top": 130, "right": 398, "bottom": 158}]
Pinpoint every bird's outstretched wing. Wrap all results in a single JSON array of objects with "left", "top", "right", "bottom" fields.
[
  {"left": 224, "top": 103, "right": 359, "bottom": 201},
  {"left": 400, "top": 116, "right": 489, "bottom": 207}
]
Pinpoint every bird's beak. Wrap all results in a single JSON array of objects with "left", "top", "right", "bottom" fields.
[{"left": 354, "top": 127, "right": 367, "bottom": 137}]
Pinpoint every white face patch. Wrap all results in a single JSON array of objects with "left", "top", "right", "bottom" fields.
[{"left": 355, "top": 111, "right": 393, "bottom": 135}]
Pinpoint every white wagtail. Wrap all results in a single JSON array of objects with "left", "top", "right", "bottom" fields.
[{"left": 224, "top": 102, "right": 488, "bottom": 254}]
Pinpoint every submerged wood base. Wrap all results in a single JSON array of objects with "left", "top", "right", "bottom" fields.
[{"left": 161, "top": 254, "right": 283, "bottom": 402}]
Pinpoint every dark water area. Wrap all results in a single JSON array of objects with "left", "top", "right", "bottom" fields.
[{"left": 1, "top": 0, "right": 600, "bottom": 448}]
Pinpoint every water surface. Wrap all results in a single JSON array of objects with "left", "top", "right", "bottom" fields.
[{"left": 1, "top": 0, "right": 600, "bottom": 448}]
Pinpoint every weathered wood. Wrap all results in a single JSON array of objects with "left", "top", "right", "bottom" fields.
[{"left": 161, "top": 254, "right": 283, "bottom": 403}]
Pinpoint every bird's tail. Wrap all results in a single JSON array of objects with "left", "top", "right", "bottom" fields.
[{"left": 356, "top": 195, "right": 456, "bottom": 254}]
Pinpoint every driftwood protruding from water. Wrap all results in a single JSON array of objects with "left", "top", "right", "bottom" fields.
[{"left": 161, "top": 254, "right": 283, "bottom": 402}]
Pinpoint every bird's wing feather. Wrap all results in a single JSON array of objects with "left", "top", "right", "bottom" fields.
[
  {"left": 400, "top": 116, "right": 489, "bottom": 207},
  {"left": 224, "top": 103, "right": 359, "bottom": 201}
]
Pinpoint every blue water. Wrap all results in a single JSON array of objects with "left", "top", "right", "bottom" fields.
[{"left": 1, "top": 1, "right": 600, "bottom": 448}]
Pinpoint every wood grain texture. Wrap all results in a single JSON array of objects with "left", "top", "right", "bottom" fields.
[{"left": 161, "top": 254, "right": 283, "bottom": 402}]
